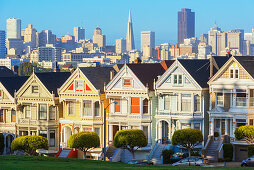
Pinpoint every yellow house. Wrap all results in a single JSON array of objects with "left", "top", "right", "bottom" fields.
[
  {"left": 0, "top": 76, "right": 28, "bottom": 154},
  {"left": 15, "top": 71, "right": 71, "bottom": 153},
  {"left": 58, "top": 67, "right": 115, "bottom": 159}
]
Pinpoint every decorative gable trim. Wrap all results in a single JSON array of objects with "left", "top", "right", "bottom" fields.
[{"left": 0, "top": 82, "right": 15, "bottom": 103}]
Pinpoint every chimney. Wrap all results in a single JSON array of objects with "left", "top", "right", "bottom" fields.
[
  {"left": 53, "top": 61, "right": 60, "bottom": 72},
  {"left": 160, "top": 60, "right": 168, "bottom": 71},
  {"left": 110, "top": 70, "right": 115, "bottom": 80}
]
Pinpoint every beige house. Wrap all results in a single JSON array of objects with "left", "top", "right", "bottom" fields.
[{"left": 15, "top": 72, "right": 70, "bottom": 152}]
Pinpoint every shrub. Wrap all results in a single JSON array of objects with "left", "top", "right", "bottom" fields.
[
  {"left": 191, "top": 150, "right": 201, "bottom": 156},
  {"left": 162, "top": 149, "right": 174, "bottom": 164},
  {"left": 11, "top": 135, "right": 48, "bottom": 155},
  {"left": 171, "top": 128, "right": 203, "bottom": 157},
  {"left": 0, "top": 133, "right": 4, "bottom": 154},
  {"left": 235, "top": 125, "right": 254, "bottom": 144},
  {"left": 223, "top": 144, "right": 233, "bottom": 161},
  {"left": 247, "top": 145, "right": 254, "bottom": 157},
  {"left": 113, "top": 129, "right": 147, "bottom": 159},
  {"left": 68, "top": 131, "right": 100, "bottom": 158}
]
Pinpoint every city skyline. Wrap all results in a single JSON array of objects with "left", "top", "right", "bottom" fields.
[{"left": 1, "top": 0, "right": 254, "bottom": 48}]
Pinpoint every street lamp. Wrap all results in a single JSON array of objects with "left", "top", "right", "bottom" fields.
[{"left": 103, "top": 101, "right": 117, "bottom": 161}]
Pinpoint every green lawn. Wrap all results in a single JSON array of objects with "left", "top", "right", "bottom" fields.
[{"left": 0, "top": 155, "right": 244, "bottom": 170}]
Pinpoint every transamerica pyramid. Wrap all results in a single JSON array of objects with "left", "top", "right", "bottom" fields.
[{"left": 126, "top": 10, "right": 135, "bottom": 52}]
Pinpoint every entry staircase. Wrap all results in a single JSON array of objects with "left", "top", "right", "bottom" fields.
[
  {"left": 58, "top": 149, "right": 71, "bottom": 158},
  {"left": 105, "top": 145, "right": 117, "bottom": 161}
]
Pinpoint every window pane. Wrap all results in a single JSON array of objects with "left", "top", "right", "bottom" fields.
[
  {"left": 181, "top": 94, "right": 191, "bottom": 111},
  {"left": 50, "top": 130, "right": 55, "bottom": 147},
  {"left": 83, "top": 100, "right": 92, "bottom": 116},
  {"left": 164, "top": 95, "right": 170, "bottom": 110},
  {"left": 131, "top": 97, "right": 140, "bottom": 114},
  {"left": 194, "top": 123, "right": 200, "bottom": 130},
  {"left": 94, "top": 101, "right": 100, "bottom": 116},
  {"left": 178, "top": 75, "right": 182, "bottom": 84},
  {"left": 194, "top": 95, "right": 201, "bottom": 112},
  {"left": 235, "top": 70, "right": 239, "bottom": 78},
  {"left": 49, "top": 106, "right": 55, "bottom": 120},
  {"left": 32, "top": 86, "right": 39, "bottom": 93},
  {"left": 0, "top": 110, "right": 3, "bottom": 122},
  {"left": 236, "top": 93, "right": 247, "bottom": 106},
  {"left": 68, "top": 102, "right": 75, "bottom": 116},
  {"left": 174, "top": 75, "right": 177, "bottom": 84},
  {"left": 39, "top": 130, "right": 47, "bottom": 138},
  {"left": 230, "top": 69, "right": 234, "bottom": 78},
  {"left": 39, "top": 104, "right": 47, "bottom": 120},
  {"left": 217, "top": 93, "right": 223, "bottom": 106},
  {"left": 124, "top": 79, "right": 131, "bottom": 86},
  {"left": 11, "top": 110, "right": 16, "bottom": 122},
  {"left": 25, "top": 106, "right": 31, "bottom": 118},
  {"left": 143, "top": 99, "right": 148, "bottom": 113},
  {"left": 143, "top": 126, "right": 148, "bottom": 141},
  {"left": 115, "top": 99, "right": 120, "bottom": 112}
]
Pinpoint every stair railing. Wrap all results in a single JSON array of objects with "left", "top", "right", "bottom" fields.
[
  {"left": 146, "top": 139, "right": 160, "bottom": 161},
  {"left": 202, "top": 135, "right": 213, "bottom": 158}
]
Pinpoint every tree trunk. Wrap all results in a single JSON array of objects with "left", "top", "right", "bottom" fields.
[
  {"left": 83, "top": 151, "right": 86, "bottom": 159},
  {"left": 188, "top": 148, "right": 191, "bottom": 157},
  {"left": 131, "top": 150, "right": 135, "bottom": 160}
]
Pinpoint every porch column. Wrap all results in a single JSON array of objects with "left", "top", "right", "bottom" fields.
[
  {"left": 63, "top": 127, "right": 66, "bottom": 147},
  {"left": 3, "top": 134, "right": 6, "bottom": 154},
  {"left": 232, "top": 118, "right": 236, "bottom": 138},
  {"left": 158, "top": 121, "right": 162, "bottom": 140},
  {"left": 109, "top": 125, "right": 113, "bottom": 142},
  {"left": 210, "top": 117, "right": 214, "bottom": 136},
  {"left": 225, "top": 118, "right": 229, "bottom": 136},
  {"left": 168, "top": 119, "right": 172, "bottom": 140},
  {"left": 230, "top": 119, "right": 233, "bottom": 137}
]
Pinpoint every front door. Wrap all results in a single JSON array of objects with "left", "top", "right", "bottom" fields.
[{"left": 113, "top": 125, "right": 119, "bottom": 140}]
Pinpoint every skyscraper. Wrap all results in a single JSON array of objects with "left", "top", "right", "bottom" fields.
[
  {"left": 115, "top": 38, "right": 126, "bottom": 54},
  {"left": 0, "top": 31, "right": 5, "bottom": 58},
  {"left": 6, "top": 18, "right": 21, "bottom": 39},
  {"left": 141, "top": 31, "right": 155, "bottom": 52},
  {"left": 23, "top": 24, "right": 37, "bottom": 48},
  {"left": 177, "top": 8, "right": 195, "bottom": 44},
  {"left": 73, "top": 27, "right": 85, "bottom": 42},
  {"left": 126, "top": 10, "right": 135, "bottom": 52},
  {"left": 93, "top": 27, "right": 106, "bottom": 48}
]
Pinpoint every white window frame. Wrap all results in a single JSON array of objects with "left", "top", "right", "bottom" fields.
[
  {"left": 173, "top": 74, "right": 183, "bottom": 86},
  {"left": 181, "top": 94, "right": 191, "bottom": 112},
  {"left": 216, "top": 93, "right": 224, "bottom": 107},
  {"left": 122, "top": 78, "right": 132, "bottom": 87},
  {"left": 229, "top": 68, "right": 239, "bottom": 79},
  {"left": 67, "top": 101, "right": 75, "bottom": 116},
  {"left": 74, "top": 79, "right": 84, "bottom": 91}
]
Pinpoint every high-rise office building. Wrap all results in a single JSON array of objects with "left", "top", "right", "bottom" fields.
[
  {"left": 6, "top": 18, "right": 21, "bottom": 39},
  {"left": 208, "top": 25, "right": 227, "bottom": 55},
  {"left": 93, "top": 27, "right": 106, "bottom": 48},
  {"left": 177, "top": 8, "right": 195, "bottom": 44},
  {"left": 39, "top": 44, "right": 61, "bottom": 62},
  {"left": 141, "top": 31, "right": 155, "bottom": 52},
  {"left": 37, "top": 30, "right": 56, "bottom": 47},
  {"left": 244, "top": 28, "right": 254, "bottom": 44},
  {"left": 23, "top": 24, "right": 37, "bottom": 48},
  {"left": 126, "top": 10, "right": 135, "bottom": 51},
  {"left": 227, "top": 29, "right": 244, "bottom": 54},
  {"left": 0, "top": 31, "right": 5, "bottom": 58},
  {"left": 73, "top": 27, "right": 85, "bottom": 42},
  {"left": 115, "top": 38, "right": 126, "bottom": 54}
]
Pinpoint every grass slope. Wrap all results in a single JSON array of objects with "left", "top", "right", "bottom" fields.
[{"left": 0, "top": 155, "right": 242, "bottom": 170}]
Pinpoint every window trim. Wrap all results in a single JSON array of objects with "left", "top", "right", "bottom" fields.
[
  {"left": 67, "top": 101, "right": 75, "bottom": 116},
  {"left": 123, "top": 78, "right": 132, "bottom": 87},
  {"left": 181, "top": 94, "right": 191, "bottom": 112},
  {"left": 83, "top": 100, "right": 92, "bottom": 117},
  {"left": 39, "top": 104, "right": 47, "bottom": 120},
  {"left": 229, "top": 68, "right": 239, "bottom": 79},
  {"left": 216, "top": 93, "right": 224, "bottom": 107},
  {"left": 172, "top": 74, "right": 183, "bottom": 86}
]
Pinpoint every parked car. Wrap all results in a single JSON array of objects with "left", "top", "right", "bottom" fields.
[
  {"left": 128, "top": 159, "right": 153, "bottom": 165},
  {"left": 241, "top": 156, "right": 254, "bottom": 167},
  {"left": 170, "top": 152, "right": 188, "bottom": 163},
  {"left": 172, "top": 157, "right": 204, "bottom": 166}
]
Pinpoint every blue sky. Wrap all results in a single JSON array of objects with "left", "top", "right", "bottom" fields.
[{"left": 0, "top": 0, "right": 254, "bottom": 49}]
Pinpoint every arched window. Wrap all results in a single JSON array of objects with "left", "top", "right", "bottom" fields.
[{"left": 143, "top": 98, "right": 148, "bottom": 114}]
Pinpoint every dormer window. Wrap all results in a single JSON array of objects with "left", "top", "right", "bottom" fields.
[
  {"left": 229, "top": 68, "right": 239, "bottom": 79},
  {"left": 123, "top": 79, "right": 131, "bottom": 87},
  {"left": 173, "top": 74, "right": 183, "bottom": 85}
]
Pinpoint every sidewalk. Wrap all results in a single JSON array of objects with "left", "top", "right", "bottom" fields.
[{"left": 209, "top": 162, "right": 241, "bottom": 168}]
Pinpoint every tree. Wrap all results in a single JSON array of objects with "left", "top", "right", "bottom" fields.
[
  {"left": 235, "top": 125, "right": 254, "bottom": 144},
  {"left": 18, "top": 62, "right": 33, "bottom": 76},
  {"left": 68, "top": 131, "right": 100, "bottom": 158},
  {"left": 0, "top": 133, "right": 4, "bottom": 154},
  {"left": 113, "top": 129, "right": 148, "bottom": 159},
  {"left": 11, "top": 135, "right": 48, "bottom": 155},
  {"left": 171, "top": 128, "right": 203, "bottom": 157}
]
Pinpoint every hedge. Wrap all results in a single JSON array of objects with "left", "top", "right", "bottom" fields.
[
  {"left": 248, "top": 145, "right": 254, "bottom": 157},
  {"left": 223, "top": 144, "right": 233, "bottom": 161}
]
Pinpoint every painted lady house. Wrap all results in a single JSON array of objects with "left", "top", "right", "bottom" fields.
[
  {"left": 105, "top": 62, "right": 173, "bottom": 162},
  {"left": 15, "top": 71, "right": 70, "bottom": 153},
  {"left": 0, "top": 76, "right": 28, "bottom": 154},
  {"left": 205, "top": 56, "right": 254, "bottom": 161},
  {"left": 58, "top": 67, "right": 115, "bottom": 159},
  {"left": 154, "top": 57, "right": 227, "bottom": 143}
]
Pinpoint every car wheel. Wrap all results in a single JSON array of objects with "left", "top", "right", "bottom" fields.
[{"left": 241, "top": 163, "right": 247, "bottom": 167}]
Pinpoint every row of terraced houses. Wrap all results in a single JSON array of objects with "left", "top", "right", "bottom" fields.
[{"left": 0, "top": 55, "right": 254, "bottom": 163}]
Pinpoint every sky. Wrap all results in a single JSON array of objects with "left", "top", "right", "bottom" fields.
[{"left": 0, "top": 0, "right": 254, "bottom": 49}]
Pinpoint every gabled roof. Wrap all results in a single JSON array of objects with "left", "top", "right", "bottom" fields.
[
  {"left": 234, "top": 56, "right": 254, "bottom": 78},
  {"left": 79, "top": 67, "right": 116, "bottom": 92},
  {"left": 0, "top": 76, "right": 29, "bottom": 97},
  {"left": 117, "top": 62, "right": 174, "bottom": 90},
  {"left": 0, "top": 66, "right": 15, "bottom": 77},
  {"left": 35, "top": 72, "right": 71, "bottom": 96},
  {"left": 178, "top": 57, "right": 228, "bottom": 88}
]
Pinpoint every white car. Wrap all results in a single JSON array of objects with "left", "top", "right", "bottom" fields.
[{"left": 172, "top": 157, "right": 204, "bottom": 166}]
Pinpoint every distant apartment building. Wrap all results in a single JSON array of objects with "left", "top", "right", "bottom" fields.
[
  {"left": 177, "top": 8, "right": 195, "bottom": 44},
  {"left": 208, "top": 25, "right": 227, "bottom": 55},
  {"left": 30, "top": 50, "right": 39, "bottom": 63},
  {"left": 198, "top": 42, "right": 212, "bottom": 59},
  {"left": 155, "top": 43, "right": 171, "bottom": 60},
  {"left": 39, "top": 44, "right": 61, "bottom": 62},
  {"left": 61, "top": 34, "right": 75, "bottom": 51},
  {"left": 169, "top": 44, "right": 180, "bottom": 58},
  {"left": 73, "top": 27, "right": 85, "bottom": 42},
  {"left": 244, "top": 28, "right": 254, "bottom": 44},
  {"left": 6, "top": 38, "right": 23, "bottom": 55},
  {"left": 23, "top": 24, "right": 37, "bottom": 48},
  {"left": 0, "top": 57, "right": 30, "bottom": 69},
  {"left": 115, "top": 38, "right": 126, "bottom": 54},
  {"left": 37, "top": 30, "right": 56, "bottom": 47},
  {"left": 0, "top": 31, "right": 5, "bottom": 58},
  {"left": 6, "top": 18, "right": 21, "bottom": 39},
  {"left": 227, "top": 29, "right": 244, "bottom": 54},
  {"left": 179, "top": 37, "right": 199, "bottom": 56},
  {"left": 141, "top": 31, "right": 155, "bottom": 52},
  {"left": 62, "top": 52, "right": 89, "bottom": 62},
  {"left": 93, "top": 27, "right": 106, "bottom": 48}
]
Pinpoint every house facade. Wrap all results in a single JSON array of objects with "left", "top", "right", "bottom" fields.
[
  {"left": 0, "top": 76, "right": 28, "bottom": 154},
  {"left": 15, "top": 72, "right": 70, "bottom": 152},
  {"left": 58, "top": 67, "right": 114, "bottom": 159}
]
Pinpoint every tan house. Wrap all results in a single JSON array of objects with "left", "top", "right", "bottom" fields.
[
  {"left": 0, "top": 76, "right": 28, "bottom": 154},
  {"left": 15, "top": 72, "right": 70, "bottom": 153}
]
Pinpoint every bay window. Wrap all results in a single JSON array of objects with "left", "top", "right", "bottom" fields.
[
  {"left": 216, "top": 93, "right": 223, "bottom": 106},
  {"left": 236, "top": 89, "right": 247, "bottom": 106},
  {"left": 83, "top": 100, "right": 92, "bottom": 116},
  {"left": 94, "top": 101, "right": 100, "bottom": 116},
  {"left": 194, "top": 95, "right": 201, "bottom": 112},
  {"left": 67, "top": 102, "right": 75, "bottom": 116},
  {"left": 164, "top": 95, "right": 171, "bottom": 111},
  {"left": 39, "top": 104, "right": 47, "bottom": 120},
  {"left": 181, "top": 94, "right": 191, "bottom": 112}
]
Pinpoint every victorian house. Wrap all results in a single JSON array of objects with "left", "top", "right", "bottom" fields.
[
  {"left": 207, "top": 56, "right": 254, "bottom": 161},
  {"left": 105, "top": 62, "right": 173, "bottom": 161},
  {"left": 0, "top": 76, "right": 28, "bottom": 154},
  {"left": 155, "top": 57, "right": 228, "bottom": 143},
  {"left": 58, "top": 67, "right": 115, "bottom": 159},
  {"left": 15, "top": 72, "right": 70, "bottom": 153}
]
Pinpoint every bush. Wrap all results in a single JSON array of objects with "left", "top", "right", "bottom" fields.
[
  {"left": 248, "top": 145, "right": 254, "bottom": 157},
  {"left": 11, "top": 135, "right": 48, "bottom": 155},
  {"left": 68, "top": 131, "right": 100, "bottom": 158},
  {"left": 191, "top": 150, "right": 201, "bottom": 156},
  {"left": 0, "top": 133, "right": 4, "bottom": 154},
  {"left": 113, "top": 129, "right": 147, "bottom": 159},
  {"left": 234, "top": 125, "right": 254, "bottom": 143},
  {"left": 162, "top": 149, "right": 174, "bottom": 164},
  {"left": 223, "top": 144, "right": 233, "bottom": 161}
]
